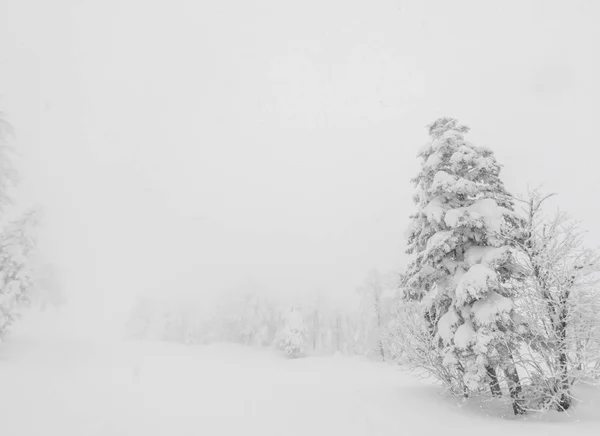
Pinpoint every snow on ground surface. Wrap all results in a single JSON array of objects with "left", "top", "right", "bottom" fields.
[{"left": 1, "top": 310, "right": 599, "bottom": 436}]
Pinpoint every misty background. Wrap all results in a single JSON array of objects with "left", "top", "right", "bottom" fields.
[{"left": 0, "top": 0, "right": 598, "bottom": 332}]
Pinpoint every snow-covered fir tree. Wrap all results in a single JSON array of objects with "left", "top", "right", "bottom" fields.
[{"left": 402, "top": 117, "right": 525, "bottom": 413}]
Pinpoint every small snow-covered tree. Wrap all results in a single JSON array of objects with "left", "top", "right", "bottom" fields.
[
  {"left": 276, "top": 307, "right": 307, "bottom": 358},
  {"left": 357, "top": 269, "right": 399, "bottom": 360},
  {"left": 358, "top": 269, "right": 386, "bottom": 360},
  {"left": 306, "top": 299, "right": 322, "bottom": 351},
  {"left": 401, "top": 117, "right": 525, "bottom": 413}
]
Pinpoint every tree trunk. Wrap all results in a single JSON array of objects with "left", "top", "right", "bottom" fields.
[
  {"left": 374, "top": 294, "right": 385, "bottom": 361},
  {"left": 456, "top": 362, "right": 470, "bottom": 399},
  {"left": 504, "top": 363, "right": 525, "bottom": 415},
  {"left": 313, "top": 310, "right": 318, "bottom": 351},
  {"left": 486, "top": 365, "right": 502, "bottom": 397},
  {"left": 556, "top": 302, "right": 571, "bottom": 411},
  {"left": 424, "top": 308, "right": 437, "bottom": 338},
  {"left": 336, "top": 315, "right": 341, "bottom": 352}
]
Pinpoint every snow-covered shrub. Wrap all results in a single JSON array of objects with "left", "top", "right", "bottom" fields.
[
  {"left": 389, "top": 300, "right": 468, "bottom": 395},
  {"left": 516, "top": 372, "right": 566, "bottom": 412}
]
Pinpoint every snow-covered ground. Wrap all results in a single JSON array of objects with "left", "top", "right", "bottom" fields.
[{"left": 1, "top": 310, "right": 599, "bottom": 436}]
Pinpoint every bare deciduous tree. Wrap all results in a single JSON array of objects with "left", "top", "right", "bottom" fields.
[{"left": 510, "top": 190, "right": 600, "bottom": 411}]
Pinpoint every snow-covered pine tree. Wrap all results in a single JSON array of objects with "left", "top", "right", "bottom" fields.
[{"left": 402, "top": 117, "right": 525, "bottom": 413}]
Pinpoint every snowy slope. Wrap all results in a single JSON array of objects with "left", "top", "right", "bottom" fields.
[{"left": 0, "top": 311, "right": 599, "bottom": 436}]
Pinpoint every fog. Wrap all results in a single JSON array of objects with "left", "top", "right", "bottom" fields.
[{"left": 1, "top": 0, "right": 599, "bottom": 331}]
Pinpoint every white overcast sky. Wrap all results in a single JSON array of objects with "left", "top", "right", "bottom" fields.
[{"left": 0, "top": 0, "right": 599, "bottom": 319}]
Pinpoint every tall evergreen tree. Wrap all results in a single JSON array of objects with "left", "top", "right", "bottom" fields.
[{"left": 403, "top": 117, "right": 524, "bottom": 413}]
